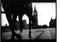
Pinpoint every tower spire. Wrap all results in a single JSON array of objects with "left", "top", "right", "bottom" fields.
[{"left": 33, "top": 6, "right": 38, "bottom": 28}]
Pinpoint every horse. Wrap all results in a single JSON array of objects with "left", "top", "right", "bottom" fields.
[{"left": 1, "top": 0, "right": 33, "bottom": 40}]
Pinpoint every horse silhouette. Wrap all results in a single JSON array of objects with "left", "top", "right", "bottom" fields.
[{"left": 1, "top": 0, "right": 33, "bottom": 40}]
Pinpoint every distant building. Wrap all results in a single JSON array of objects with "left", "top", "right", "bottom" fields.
[
  {"left": 42, "top": 25, "right": 48, "bottom": 28},
  {"left": 32, "top": 6, "right": 38, "bottom": 28},
  {"left": 49, "top": 18, "right": 56, "bottom": 28},
  {"left": 2, "top": 24, "right": 11, "bottom": 32},
  {"left": 22, "top": 20, "right": 29, "bottom": 29},
  {"left": 15, "top": 20, "right": 29, "bottom": 29},
  {"left": 15, "top": 21, "right": 20, "bottom": 30}
]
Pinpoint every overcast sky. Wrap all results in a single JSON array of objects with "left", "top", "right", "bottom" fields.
[{"left": 1, "top": 2, "right": 56, "bottom": 26}]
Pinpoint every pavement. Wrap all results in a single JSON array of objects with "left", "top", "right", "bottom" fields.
[{"left": 2, "top": 28, "right": 56, "bottom": 40}]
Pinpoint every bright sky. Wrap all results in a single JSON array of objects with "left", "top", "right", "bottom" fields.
[{"left": 1, "top": 3, "right": 56, "bottom": 26}]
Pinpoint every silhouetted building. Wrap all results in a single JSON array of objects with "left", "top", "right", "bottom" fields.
[
  {"left": 42, "top": 25, "right": 48, "bottom": 28},
  {"left": 15, "top": 20, "right": 29, "bottom": 29},
  {"left": 49, "top": 18, "right": 56, "bottom": 28},
  {"left": 32, "top": 6, "right": 38, "bottom": 28},
  {"left": 15, "top": 21, "right": 20, "bottom": 30},
  {"left": 22, "top": 20, "right": 29, "bottom": 29},
  {"left": 2, "top": 24, "right": 11, "bottom": 32}
]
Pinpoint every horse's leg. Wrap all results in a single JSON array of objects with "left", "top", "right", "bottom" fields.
[
  {"left": 12, "top": 13, "right": 22, "bottom": 40},
  {"left": 19, "top": 13, "right": 23, "bottom": 33},
  {"left": 27, "top": 10, "right": 32, "bottom": 39},
  {"left": 2, "top": 3, "right": 15, "bottom": 40},
  {"left": 29, "top": 17, "right": 32, "bottom": 39},
  {"left": 11, "top": 13, "right": 17, "bottom": 39},
  {"left": 5, "top": 12, "right": 15, "bottom": 40}
]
